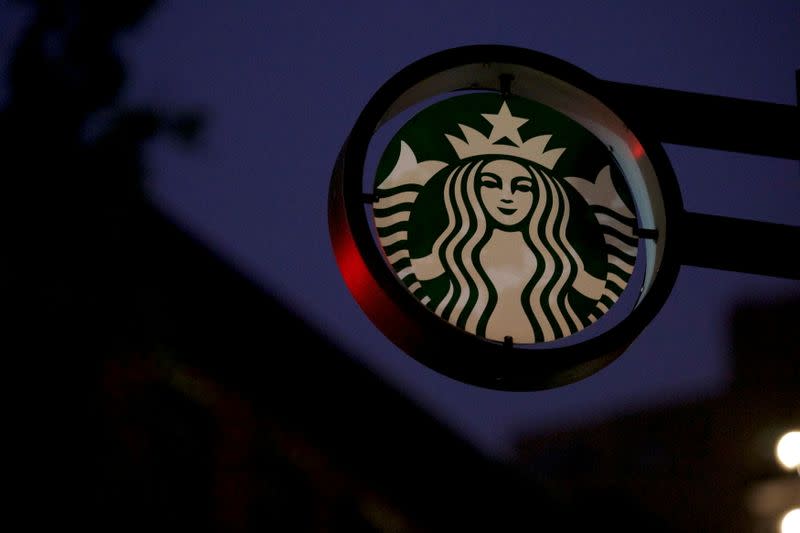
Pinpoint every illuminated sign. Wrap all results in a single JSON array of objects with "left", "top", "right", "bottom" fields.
[
  {"left": 374, "top": 94, "right": 638, "bottom": 344},
  {"left": 329, "top": 46, "right": 683, "bottom": 390}
]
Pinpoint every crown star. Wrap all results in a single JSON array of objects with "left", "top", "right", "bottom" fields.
[
  {"left": 482, "top": 102, "right": 528, "bottom": 146},
  {"left": 445, "top": 101, "right": 566, "bottom": 169}
]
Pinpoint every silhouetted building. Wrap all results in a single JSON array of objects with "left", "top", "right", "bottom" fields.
[
  {"left": 516, "top": 295, "right": 800, "bottom": 533},
  {"left": 91, "top": 207, "right": 580, "bottom": 532}
]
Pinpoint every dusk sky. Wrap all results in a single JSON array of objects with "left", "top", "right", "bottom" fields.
[{"left": 3, "top": 0, "right": 798, "bottom": 459}]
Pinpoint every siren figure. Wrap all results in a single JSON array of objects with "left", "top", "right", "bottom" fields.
[{"left": 374, "top": 101, "right": 638, "bottom": 344}]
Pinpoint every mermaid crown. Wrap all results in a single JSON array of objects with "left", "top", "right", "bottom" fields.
[{"left": 445, "top": 102, "right": 565, "bottom": 170}]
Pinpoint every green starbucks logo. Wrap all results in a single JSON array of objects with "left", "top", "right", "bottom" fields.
[{"left": 372, "top": 93, "right": 639, "bottom": 344}]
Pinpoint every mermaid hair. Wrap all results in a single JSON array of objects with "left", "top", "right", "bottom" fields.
[{"left": 431, "top": 158, "right": 587, "bottom": 342}]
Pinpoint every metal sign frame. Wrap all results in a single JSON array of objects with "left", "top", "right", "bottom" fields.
[{"left": 329, "top": 45, "right": 798, "bottom": 391}]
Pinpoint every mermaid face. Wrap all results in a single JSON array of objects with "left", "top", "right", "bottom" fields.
[{"left": 478, "top": 159, "right": 534, "bottom": 227}]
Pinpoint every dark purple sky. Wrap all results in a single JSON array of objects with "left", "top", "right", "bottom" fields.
[{"left": 3, "top": 1, "right": 798, "bottom": 459}]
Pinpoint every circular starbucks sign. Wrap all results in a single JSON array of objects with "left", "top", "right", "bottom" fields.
[
  {"left": 373, "top": 94, "right": 638, "bottom": 345},
  {"left": 329, "top": 45, "right": 682, "bottom": 390}
]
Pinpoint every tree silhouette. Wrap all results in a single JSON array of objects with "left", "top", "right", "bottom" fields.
[{"left": 2, "top": 2, "right": 203, "bottom": 529}]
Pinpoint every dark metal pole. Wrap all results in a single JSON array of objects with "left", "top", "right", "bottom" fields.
[
  {"left": 679, "top": 212, "right": 800, "bottom": 279},
  {"left": 602, "top": 81, "right": 799, "bottom": 160},
  {"left": 601, "top": 76, "right": 799, "bottom": 279}
]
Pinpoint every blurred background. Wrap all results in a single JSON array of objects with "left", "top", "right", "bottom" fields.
[{"left": 3, "top": 1, "right": 797, "bottom": 531}]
